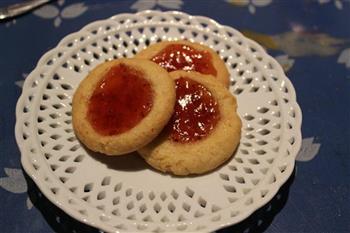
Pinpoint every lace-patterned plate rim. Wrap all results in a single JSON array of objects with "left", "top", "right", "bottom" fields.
[{"left": 15, "top": 11, "right": 302, "bottom": 233}]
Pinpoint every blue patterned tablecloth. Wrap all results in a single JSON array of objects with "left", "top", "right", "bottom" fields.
[{"left": 1, "top": 0, "right": 349, "bottom": 232}]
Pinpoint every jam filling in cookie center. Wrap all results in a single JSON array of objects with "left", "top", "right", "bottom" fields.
[
  {"left": 169, "top": 77, "right": 220, "bottom": 143},
  {"left": 151, "top": 44, "right": 217, "bottom": 76},
  {"left": 88, "top": 64, "right": 153, "bottom": 136}
]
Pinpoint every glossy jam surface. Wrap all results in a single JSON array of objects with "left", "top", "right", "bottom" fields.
[
  {"left": 88, "top": 64, "right": 153, "bottom": 136},
  {"left": 169, "top": 77, "right": 220, "bottom": 143},
  {"left": 151, "top": 44, "right": 217, "bottom": 76}
]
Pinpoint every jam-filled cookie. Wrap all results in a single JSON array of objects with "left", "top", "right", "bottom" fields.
[
  {"left": 138, "top": 71, "right": 241, "bottom": 175},
  {"left": 135, "top": 40, "right": 230, "bottom": 87},
  {"left": 72, "top": 59, "right": 176, "bottom": 155}
]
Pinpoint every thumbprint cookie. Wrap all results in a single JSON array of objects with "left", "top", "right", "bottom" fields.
[
  {"left": 138, "top": 71, "right": 241, "bottom": 175},
  {"left": 135, "top": 40, "right": 230, "bottom": 87},
  {"left": 72, "top": 59, "right": 176, "bottom": 155}
]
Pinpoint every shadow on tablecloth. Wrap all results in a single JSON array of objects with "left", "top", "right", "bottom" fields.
[{"left": 24, "top": 168, "right": 295, "bottom": 233}]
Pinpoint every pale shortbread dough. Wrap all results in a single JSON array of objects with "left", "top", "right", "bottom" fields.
[
  {"left": 72, "top": 59, "right": 176, "bottom": 155},
  {"left": 138, "top": 71, "right": 241, "bottom": 175}
]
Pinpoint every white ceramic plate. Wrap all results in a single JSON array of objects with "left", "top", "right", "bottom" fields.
[{"left": 15, "top": 10, "right": 302, "bottom": 233}]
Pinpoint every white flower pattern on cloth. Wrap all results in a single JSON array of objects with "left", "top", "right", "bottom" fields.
[
  {"left": 318, "top": 0, "right": 350, "bottom": 10},
  {"left": 15, "top": 73, "right": 28, "bottom": 88},
  {"left": 131, "top": 0, "right": 183, "bottom": 11},
  {"left": 226, "top": 0, "right": 273, "bottom": 14},
  {"left": 33, "top": 0, "right": 88, "bottom": 27},
  {"left": 296, "top": 137, "right": 321, "bottom": 162},
  {"left": 0, "top": 168, "right": 33, "bottom": 209},
  {"left": 338, "top": 48, "right": 350, "bottom": 68},
  {"left": 275, "top": 54, "right": 295, "bottom": 72}
]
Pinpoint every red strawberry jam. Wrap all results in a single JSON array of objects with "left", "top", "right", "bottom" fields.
[
  {"left": 169, "top": 77, "right": 220, "bottom": 143},
  {"left": 88, "top": 64, "right": 153, "bottom": 136},
  {"left": 151, "top": 44, "right": 217, "bottom": 76}
]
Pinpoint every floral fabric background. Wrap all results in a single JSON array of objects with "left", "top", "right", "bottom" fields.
[{"left": 0, "top": 0, "right": 349, "bottom": 232}]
